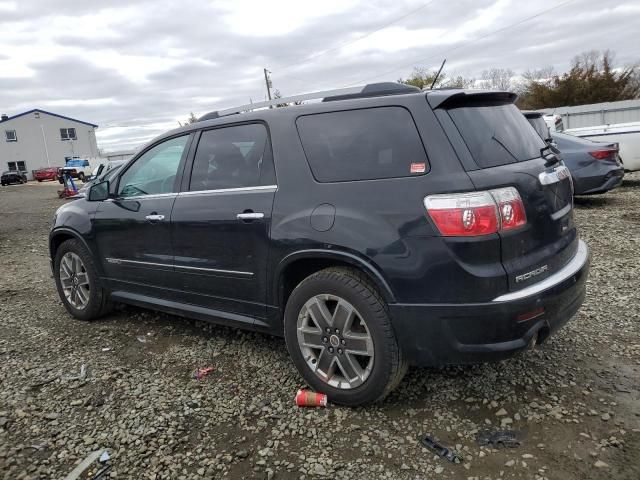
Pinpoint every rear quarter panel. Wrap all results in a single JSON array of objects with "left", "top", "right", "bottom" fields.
[{"left": 266, "top": 94, "right": 507, "bottom": 306}]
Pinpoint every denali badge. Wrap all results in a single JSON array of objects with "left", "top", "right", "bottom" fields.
[{"left": 515, "top": 265, "right": 548, "bottom": 283}]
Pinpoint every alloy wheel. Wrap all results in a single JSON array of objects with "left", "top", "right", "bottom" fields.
[
  {"left": 59, "top": 252, "right": 91, "bottom": 310},
  {"left": 296, "top": 294, "right": 374, "bottom": 389}
]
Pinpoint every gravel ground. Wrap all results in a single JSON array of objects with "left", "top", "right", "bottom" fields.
[{"left": 0, "top": 176, "right": 639, "bottom": 480}]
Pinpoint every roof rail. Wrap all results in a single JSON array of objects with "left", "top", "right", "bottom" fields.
[{"left": 198, "top": 82, "right": 419, "bottom": 121}]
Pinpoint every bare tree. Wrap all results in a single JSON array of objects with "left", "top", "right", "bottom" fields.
[{"left": 479, "top": 68, "right": 515, "bottom": 90}]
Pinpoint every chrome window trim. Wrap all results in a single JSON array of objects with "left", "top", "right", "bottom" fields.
[
  {"left": 105, "top": 258, "right": 253, "bottom": 277},
  {"left": 179, "top": 185, "right": 277, "bottom": 196},
  {"left": 492, "top": 239, "right": 588, "bottom": 302},
  {"left": 106, "top": 192, "right": 178, "bottom": 202}
]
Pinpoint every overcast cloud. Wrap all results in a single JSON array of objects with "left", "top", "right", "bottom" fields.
[{"left": 1, "top": 0, "right": 639, "bottom": 151}]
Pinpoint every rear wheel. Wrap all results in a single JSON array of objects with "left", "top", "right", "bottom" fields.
[
  {"left": 78, "top": 173, "right": 85, "bottom": 182},
  {"left": 284, "top": 267, "right": 406, "bottom": 406},
  {"left": 53, "top": 239, "right": 111, "bottom": 321}
]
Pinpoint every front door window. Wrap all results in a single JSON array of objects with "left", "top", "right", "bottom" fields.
[{"left": 118, "top": 136, "right": 188, "bottom": 198}]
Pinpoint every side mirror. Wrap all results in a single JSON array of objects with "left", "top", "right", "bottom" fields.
[{"left": 88, "top": 180, "right": 110, "bottom": 201}]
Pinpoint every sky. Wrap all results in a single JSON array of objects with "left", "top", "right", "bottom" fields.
[{"left": 0, "top": 0, "right": 639, "bottom": 152}]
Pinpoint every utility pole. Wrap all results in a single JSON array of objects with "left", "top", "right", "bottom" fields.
[{"left": 263, "top": 68, "right": 273, "bottom": 108}]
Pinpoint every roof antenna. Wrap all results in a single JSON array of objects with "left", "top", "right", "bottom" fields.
[{"left": 430, "top": 59, "right": 446, "bottom": 89}]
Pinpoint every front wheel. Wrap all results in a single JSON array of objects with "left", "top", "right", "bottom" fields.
[
  {"left": 284, "top": 267, "right": 406, "bottom": 406},
  {"left": 53, "top": 239, "right": 111, "bottom": 321},
  {"left": 77, "top": 173, "right": 85, "bottom": 182}
]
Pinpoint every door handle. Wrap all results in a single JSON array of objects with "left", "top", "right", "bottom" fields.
[
  {"left": 145, "top": 214, "right": 165, "bottom": 221},
  {"left": 237, "top": 212, "right": 264, "bottom": 220}
]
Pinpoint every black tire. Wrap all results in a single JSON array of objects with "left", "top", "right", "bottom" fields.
[
  {"left": 78, "top": 173, "right": 85, "bottom": 182},
  {"left": 53, "top": 239, "right": 111, "bottom": 321},
  {"left": 284, "top": 267, "right": 407, "bottom": 406}
]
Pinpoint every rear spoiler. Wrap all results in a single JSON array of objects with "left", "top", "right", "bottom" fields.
[{"left": 427, "top": 90, "right": 517, "bottom": 109}]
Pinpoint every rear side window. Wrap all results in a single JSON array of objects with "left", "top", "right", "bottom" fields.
[
  {"left": 189, "top": 123, "right": 275, "bottom": 191},
  {"left": 296, "top": 107, "right": 429, "bottom": 182},
  {"left": 448, "top": 102, "right": 546, "bottom": 168}
]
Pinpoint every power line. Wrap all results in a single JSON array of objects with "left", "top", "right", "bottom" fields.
[
  {"left": 344, "top": 0, "right": 577, "bottom": 87},
  {"left": 273, "top": 0, "right": 437, "bottom": 75}
]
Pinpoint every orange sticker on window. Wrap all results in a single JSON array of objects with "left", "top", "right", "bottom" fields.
[{"left": 410, "top": 162, "right": 426, "bottom": 174}]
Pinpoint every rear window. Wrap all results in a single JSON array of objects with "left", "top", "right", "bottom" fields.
[
  {"left": 296, "top": 107, "right": 429, "bottom": 182},
  {"left": 448, "top": 102, "right": 546, "bottom": 168}
]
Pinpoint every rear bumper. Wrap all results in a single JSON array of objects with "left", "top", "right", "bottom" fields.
[
  {"left": 389, "top": 240, "right": 589, "bottom": 366},
  {"left": 573, "top": 164, "right": 624, "bottom": 195}
]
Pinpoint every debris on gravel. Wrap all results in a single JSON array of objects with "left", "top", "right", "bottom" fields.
[{"left": 0, "top": 177, "right": 639, "bottom": 479}]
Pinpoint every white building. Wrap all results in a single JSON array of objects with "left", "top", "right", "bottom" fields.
[
  {"left": 105, "top": 149, "right": 136, "bottom": 162},
  {"left": 0, "top": 109, "right": 98, "bottom": 179}
]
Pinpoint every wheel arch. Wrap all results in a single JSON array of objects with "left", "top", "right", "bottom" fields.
[
  {"left": 273, "top": 250, "right": 396, "bottom": 311},
  {"left": 49, "top": 228, "right": 103, "bottom": 275}
]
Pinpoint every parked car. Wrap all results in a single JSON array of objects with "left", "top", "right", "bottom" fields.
[
  {"left": 1, "top": 170, "right": 27, "bottom": 185},
  {"left": 90, "top": 159, "right": 127, "bottom": 182},
  {"left": 73, "top": 164, "right": 124, "bottom": 198},
  {"left": 34, "top": 167, "right": 59, "bottom": 182},
  {"left": 523, "top": 112, "right": 625, "bottom": 195},
  {"left": 57, "top": 158, "right": 92, "bottom": 183},
  {"left": 564, "top": 122, "right": 640, "bottom": 172},
  {"left": 522, "top": 111, "right": 552, "bottom": 142},
  {"left": 551, "top": 132, "right": 624, "bottom": 195},
  {"left": 50, "top": 83, "right": 589, "bottom": 406}
]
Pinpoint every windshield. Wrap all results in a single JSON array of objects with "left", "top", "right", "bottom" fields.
[{"left": 448, "top": 102, "right": 546, "bottom": 169}]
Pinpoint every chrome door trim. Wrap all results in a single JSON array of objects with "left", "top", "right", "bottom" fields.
[
  {"left": 105, "top": 258, "right": 173, "bottom": 268},
  {"left": 105, "top": 258, "right": 254, "bottom": 277},
  {"left": 174, "top": 264, "right": 254, "bottom": 276},
  {"left": 178, "top": 185, "right": 277, "bottom": 197}
]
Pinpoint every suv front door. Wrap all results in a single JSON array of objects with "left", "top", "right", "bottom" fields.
[
  {"left": 93, "top": 134, "right": 191, "bottom": 296},
  {"left": 170, "top": 123, "right": 276, "bottom": 323}
]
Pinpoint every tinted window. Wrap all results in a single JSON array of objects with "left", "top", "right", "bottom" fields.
[
  {"left": 296, "top": 107, "right": 428, "bottom": 182},
  {"left": 448, "top": 103, "right": 546, "bottom": 168},
  {"left": 189, "top": 124, "right": 273, "bottom": 191},
  {"left": 118, "top": 135, "right": 188, "bottom": 198}
]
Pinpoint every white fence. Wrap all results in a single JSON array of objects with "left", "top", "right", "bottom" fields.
[{"left": 536, "top": 99, "right": 640, "bottom": 129}]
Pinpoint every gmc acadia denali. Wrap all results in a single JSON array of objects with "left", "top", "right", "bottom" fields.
[{"left": 49, "top": 83, "right": 589, "bottom": 406}]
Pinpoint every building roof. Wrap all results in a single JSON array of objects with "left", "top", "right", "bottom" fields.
[{"left": 0, "top": 109, "right": 98, "bottom": 128}]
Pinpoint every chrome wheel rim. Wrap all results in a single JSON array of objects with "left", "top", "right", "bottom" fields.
[
  {"left": 59, "top": 252, "right": 90, "bottom": 310},
  {"left": 297, "top": 294, "right": 374, "bottom": 389}
]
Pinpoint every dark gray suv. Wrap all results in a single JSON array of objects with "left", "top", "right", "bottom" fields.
[{"left": 50, "top": 83, "right": 589, "bottom": 406}]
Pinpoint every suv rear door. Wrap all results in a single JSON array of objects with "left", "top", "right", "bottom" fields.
[
  {"left": 432, "top": 92, "right": 577, "bottom": 293},
  {"left": 170, "top": 123, "right": 276, "bottom": 323}
]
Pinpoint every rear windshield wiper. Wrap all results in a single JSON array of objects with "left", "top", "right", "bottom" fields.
[{"left": 491, "top": 135, "right": 519, "bottom": 162}]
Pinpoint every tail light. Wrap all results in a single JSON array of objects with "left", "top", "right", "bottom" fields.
[
  {"left": 589, "top": 149, "right": 617, "bottom": 160},
  {"left": 424, "top": 187, "right": 527, "bottom": 237}
]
